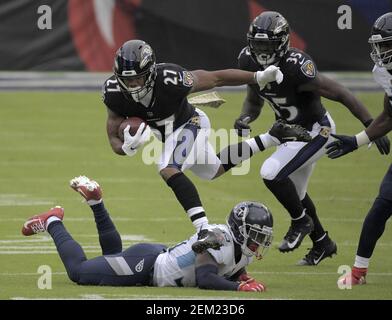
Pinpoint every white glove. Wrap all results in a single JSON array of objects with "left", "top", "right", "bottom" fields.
[
  {"left": 255, "top": 65, "right": 284, "bottom": 90},
  {"left": 121, "top": 123, "right": 151, "bottom": 157}
]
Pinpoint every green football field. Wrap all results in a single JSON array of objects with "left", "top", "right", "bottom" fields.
[{"left": 0, "top": 90, "right": 391, "bottom": 300}]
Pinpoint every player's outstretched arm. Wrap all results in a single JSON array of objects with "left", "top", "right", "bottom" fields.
[
  {"left": 189, "top": 69, "right": 255, "bottom": 93},
  {"left": 299, "top": 74, "right": 373, "bottom": 124},
  {"left": 299, "top": 74, "right": 390, "bottom": 155},
  {"left": 189, "top": 67, "right": 283, "bottom": 94},
  {"left": 234, "top": 87, "right": 264, "bottom": 137},
  {"left": 195, "top": 252, "right": 240, "bottom": 291},
  {"left": 326, "top": 106, "right": 392, "bottom": 159},
  {"left": 366, "top": 95, "right": 392, "bottom": 143},
  {"left": 194, "top": 252, "right": 265, "bottom": 292}
]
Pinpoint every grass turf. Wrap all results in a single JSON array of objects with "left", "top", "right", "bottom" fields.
[{"left": 0, "top": 91, "right": 391, "bottom": 300}]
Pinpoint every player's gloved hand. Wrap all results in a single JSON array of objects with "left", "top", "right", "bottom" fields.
[
  {"left": 255, "top": 65, "right": 284, "bottom": 90},
  {"left": 234, "top": 115, "right": 251, "bottom": 137},
  {"left": 238, "top": 279, "right": 266, "bottom": 292},
  {"left": 364, "top": 119, "right": 390, "bottom": 155},
  {"left": 121, "top": 123, "right": 151, "bottom": 157},
  {"left": 373, "top": 135, "right": 390, "bottom": 155},
  {"left": 238, "top": 273, "right": 255, "bottom": 283},
  {"left": 326, "top": 134, "right": 358, "bottom": 159}
]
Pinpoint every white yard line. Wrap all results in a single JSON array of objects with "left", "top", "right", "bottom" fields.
[
  {"left": 2, "top": 271, "right": 391, "bottom": 277},
  {"left": 11, "top": 294, "right": 281, "bottom": 300},
  {"left": 251, "top": 271, "right": 392, "bottom": 276},
  {"left": 0, "top": 216, "right": 382, "bottom": 223}
]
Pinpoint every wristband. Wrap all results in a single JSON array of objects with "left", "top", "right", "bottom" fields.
[{"left": 355, "top": 130, "right": 371, "bottom": 147}]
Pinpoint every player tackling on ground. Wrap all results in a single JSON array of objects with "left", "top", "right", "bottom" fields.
[
  {"left": 103, "top": 39, "right": 310, "bottom": 233},
  {"left": 21, "top": 176, "right": 273, "bottom": 292},
  {"left": 327, "top": 12, "right": 392, "bottom": 286}
]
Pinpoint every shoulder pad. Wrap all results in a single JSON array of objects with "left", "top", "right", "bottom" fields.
[
  {"left": 282, "top": 48, "right": 317, "bottom": 79},
  {"left": 102, "top": 76, "right": 121, "bottom": 103},
  {"left": 238, "top": 46, "right": 258, "bottom": 71}
]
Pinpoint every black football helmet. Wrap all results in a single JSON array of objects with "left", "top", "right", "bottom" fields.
[
  {"left": 227, "top": 201, "right": 273, "bottom": 259},
  {"left": 369, "top": 12, "right": 392, "bottom": 69},
  {"left": 114, "top": 39, "right": 157, "bottom": 101},
  {"left": 247, "top": 11, "right": 290, "bottom": 67}
]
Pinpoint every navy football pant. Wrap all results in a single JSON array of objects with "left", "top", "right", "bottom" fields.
[
  {"left": 47, "top": 202, "right": 166, "bottom": 286},
  {"left": 357, "top": 164, "right": 392, "bottom": 258}
]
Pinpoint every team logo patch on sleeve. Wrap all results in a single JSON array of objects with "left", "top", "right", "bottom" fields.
[
  {"left": 189, "top": 115, "right": 201, "bottom": 127},
  {"left": 182, "top": 71, "right": 194, "bottom": 87},
  {"left": 319, "top": 126, "right": 331, "bottom": 138},
  {"left": 301, "top": 60, "right": 316, "bottom": 78}
]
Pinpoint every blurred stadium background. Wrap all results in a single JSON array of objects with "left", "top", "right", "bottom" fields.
[{"left": 0, "top": 0, "right": 391, "bottom": 300}]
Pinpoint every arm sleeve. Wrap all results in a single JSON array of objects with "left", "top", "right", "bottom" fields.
[
  {"left": 228, "top": 267, "right": 246, "bottom": 281},
  {"left": 195, "top": 264, "right": 239, "bottom": 291},
  {"left": 285, "top": 51, "right": 318, "bottom": 88},
  {"left": 163, "top": 63, "right": 194, "bottom": 98}
]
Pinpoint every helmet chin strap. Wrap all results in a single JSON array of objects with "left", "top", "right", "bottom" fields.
[
  {"left": 256, "top": 53, "right": 281, "bottom": 68},
  {"left": 128, "top": 78, "right": 155, "bottom": 104},
  {"left": 131, "top": 87, "right": 153, "bottom": 105}
]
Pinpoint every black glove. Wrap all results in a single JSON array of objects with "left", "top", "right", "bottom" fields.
[
  {"left": 373, "top": 136, "right": 391, "bottom": 155},
  {"left": 363, "top": 119, "right": 390, "bottom": 155},
  {"left": 326, "top": 134, "right": 358, "bottom": 159},
  {"left": 234, "top": 115, "right": 251, "bottom": 137}
]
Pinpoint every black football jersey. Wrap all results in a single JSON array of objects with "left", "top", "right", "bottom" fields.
[
  {"left": 102, "top": 63, "right": 196, "bottom": 140},
  {"left": 238, "top": 47, "right": 326, "bottom": 130}
]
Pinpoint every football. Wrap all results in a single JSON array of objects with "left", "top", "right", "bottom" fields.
[{"left": 118, "top": 117, "right": 146, "bottom": 141}]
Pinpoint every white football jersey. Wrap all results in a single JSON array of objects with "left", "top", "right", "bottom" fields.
[
  {"left": 373, "top": 64, "right": 392, "bottom": 96},
  {"left": 152, "top": 224, "right": 253, "bottom": 287}
]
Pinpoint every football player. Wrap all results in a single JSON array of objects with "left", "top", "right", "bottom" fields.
[
  {"left": 327, "top": 13, "right": 392, "bottom": 286},
  {"left": 103, "top": 39, "right": 310, "bottom": 233},
  {"left": 21, "top": 176, "right": 273, "bottom": 292},
  {"left": 234, "top": 11, "right": 390, "bottom": 265}
]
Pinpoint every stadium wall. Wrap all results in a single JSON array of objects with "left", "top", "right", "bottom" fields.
[{"left": 0, "top": 0, "right": 390, "bottom": 71}]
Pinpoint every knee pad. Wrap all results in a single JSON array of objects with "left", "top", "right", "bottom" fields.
[{"left": 260, "top": 158, "right": 281, "bottom": 181}]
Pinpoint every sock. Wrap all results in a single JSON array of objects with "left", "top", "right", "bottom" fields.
[
  {"left": 357, "top": 197, "right": 392, "bottom": 258},
  {"left": 218, "top": 141, "right": 256, "bottom": 172},
  {"left": 46, "top": 216, "right": 61, "bottom": 229},
  {"left": 89, "top": 202, "right": 122, "bottom": 255},
  {"left": 263, "top": 177, "right": 305, "bottom": 220},
  {"left": 217, "top": 134, "right": 270, "bottom": 172},
  {"left": 166, "top": 172, "right": 208, "bottom": 230},
  {"left": 301, "top": 193, "right": 326, "bottom": 242},
  {"left": 188, "top": 207, "right": 209, "bottom": 230},
  {"left": 47, "top": 221, "right": 86, "bottom": 283},
  {"left": 354, "top": 255, "right": 370, "bottom": 269},
  {"left": 87, "top": 199, "right": 102, "bottom": 206}
]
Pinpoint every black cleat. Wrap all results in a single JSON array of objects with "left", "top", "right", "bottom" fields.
[
  {"left": 269, "top": 120, "right": 312, "bottom": 143},
  {"left": 279, "top": 215, "right": 314, "bottom": 253},
  {"left": 192, "top": 228, "right": 225, "bottom": 254},
  {"left": 297, "top": 235, "right": 337, "bottom": 266}
]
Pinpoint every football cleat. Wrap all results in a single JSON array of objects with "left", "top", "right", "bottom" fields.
[
  {"left": 22, "top": 206, "right": 64, "bottom": 236},
  {"left": 70, "top": 176, "right": 102, "bottom": 202},
  {"left": 192, "top": 228, "right": 225, "bottom": 254},
  {"left": 269, "top": 120, "right": 312, "bottom": 143},
  {"left": 279, "top": 214, "right": 314, "bottom": 253},
  {"left": 337, "top": 267, "right": 367, "bottom": 286},
  {"left": 297, "top": 234, "right": 337, "bottom": 266}
]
